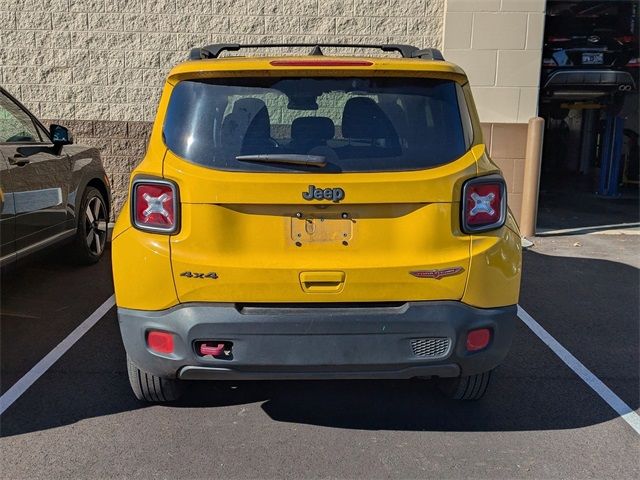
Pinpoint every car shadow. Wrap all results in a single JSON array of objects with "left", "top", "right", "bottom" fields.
[
  {"left": 0, "top": 249, "right": 637, "bottom": 437},
  {"left": 0, "top": 244, "right": 114, "bottom": 395}
]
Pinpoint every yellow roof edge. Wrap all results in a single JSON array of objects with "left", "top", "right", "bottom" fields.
[{"left": 167, "top": 56, "right": 468, "bottom": 83}]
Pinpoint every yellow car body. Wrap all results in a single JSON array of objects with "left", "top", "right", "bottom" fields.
[{"left": 112, "top": 45, "right": 522, "bottom": 402}]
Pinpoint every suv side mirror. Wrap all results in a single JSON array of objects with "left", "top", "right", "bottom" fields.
[{"left": 50, "top": 124, "right": 73, "bottom": 146}]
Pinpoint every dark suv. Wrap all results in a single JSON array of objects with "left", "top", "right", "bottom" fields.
[
  {"left": 541, "top": 0, "right": 639, "bottom": 100},
  {"left": 0, "top": 87, "right": 111, "bottom": 267}
]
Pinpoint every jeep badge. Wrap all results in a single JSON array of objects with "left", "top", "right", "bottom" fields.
[{"left": 302, "top": 185, "right": 345, "bottom": 203}]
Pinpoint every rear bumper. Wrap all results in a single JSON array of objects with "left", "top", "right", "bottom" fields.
[
  {"left": 542, "top": 68, "right": 637, "bottom": 93},
  {"left": 118, "top": 302, "right": 516, "bottom": 380}
]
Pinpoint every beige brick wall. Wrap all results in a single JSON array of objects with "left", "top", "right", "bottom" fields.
[
  {"left": 1, "top": 0, "right": 447, "bottom": 215},
  {"left": 443, "top": 0, "right": 546, "bottom": 224},
  {"left": 443, "top": 0, "right": 545, "bottom": 124},
  {"left": 481, "top": 122, "right": 528, "bottom": 222},
  {"left": 1, "top": 0, "right": 445, "bottom": 123},
  {"left": 2, "top": 0, "right": 542, "bottom": 226}
]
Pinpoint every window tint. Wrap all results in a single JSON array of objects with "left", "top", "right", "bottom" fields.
[
  {"left": 0, "top": 93, "right": 40, "bottom": 143},
  {"left": 163, "top": 77, "right": 469, "bottom": 173}
]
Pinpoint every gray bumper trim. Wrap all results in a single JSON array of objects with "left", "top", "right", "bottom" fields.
[
  {"left": 544, "top": 69, "right": 636, "bottom": 89},
  {"left": 179, "top": 364, "right": 460, "bottom": 380},
  {"left": 118, "top": 301, "right": 516, "bottom": 380}
]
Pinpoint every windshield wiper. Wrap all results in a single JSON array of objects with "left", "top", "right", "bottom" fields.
[{"left": 235, "top": 154, "right": 327, "bottom": 167}]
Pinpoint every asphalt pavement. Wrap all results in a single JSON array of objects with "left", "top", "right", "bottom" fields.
[{"left": 0, "top": 234, "right": 638, "bottom": 479}]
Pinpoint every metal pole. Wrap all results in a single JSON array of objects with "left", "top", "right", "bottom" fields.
[
  {"left": 605, "top": 115, "right": 625, "bottom": 197},
  {"left": 598, "top": 112, "right": 614, "bottom": 195},
  {"left": 520, "top": 117, "right": 545, "bottom": 238},
  {"left": 579, "top": 109, "right": 598, "bottom": 175}
]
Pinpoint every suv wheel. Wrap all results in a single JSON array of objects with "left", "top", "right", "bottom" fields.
[
  {"left": 126, "top": 355, "right": 183, "bottom": 403},
  {"left": 437, "top": 370, "right": 492, "bottom": 400},
  {"left": 71, "top": 186, "right": 108, "bottom": 264}
]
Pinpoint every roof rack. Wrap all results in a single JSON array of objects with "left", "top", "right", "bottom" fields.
[{"left": 188, "top": 43, "right": 445, "bottom": 61}]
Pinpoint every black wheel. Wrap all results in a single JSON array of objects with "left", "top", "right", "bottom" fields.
[
  {"left": 437, "top": 370, "right": 492, "bottom": 400},
  {"left": 71, "top": 187, "right": 108, "bottom": 264},
  {"left": 126, "top": 355, "right": 183, "bottom": 403}
]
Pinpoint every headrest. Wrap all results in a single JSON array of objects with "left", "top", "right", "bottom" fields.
[
  {"left": 232, "top": 98, "right": 268, "bottom": 116},
  {"left": 291, "top": 117, "right": 335, "bottom": 142},
  {"left": 232, "top": 98, "right": 270, "bottom": 139},
  {"left": 342, "top": 97, "right": 397, "bottom": 140}
]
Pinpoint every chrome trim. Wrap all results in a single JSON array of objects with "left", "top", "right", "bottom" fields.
[
  {"left": 0, "top": 253, "right": 16, "bottom": 268},
  {"left": 1, "top": 229, "right": 76, "bottom": 267}
]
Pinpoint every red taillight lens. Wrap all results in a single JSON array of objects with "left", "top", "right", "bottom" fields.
[
  {"left": 466, "top": 328, "right": 491, "bottom": 352},
  {"left": 269, "top": 60, "right": 373, "bottom": 67},
  {"left": 132, "top": 180, "right": 178, "bottom": 233},
  {"left": 147, "top": 331, "right": 174, "bottom": 354},
  {"left": 616, "top": 35, "right": 636, "bottom": 44},
  {"left": 461, "top": 176, "right": 506, "bottom": 233},
  {"left": 548, "top": 36, "right": 570, "bottom": 42}
]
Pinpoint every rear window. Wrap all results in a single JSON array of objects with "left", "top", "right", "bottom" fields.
[{"left": 163, "top": 77, "right": 471, "bottom": 173}]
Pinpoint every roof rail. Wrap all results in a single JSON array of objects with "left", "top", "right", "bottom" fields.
[{"left": 188, "top": 43, "right": 445, "bottom": 61}]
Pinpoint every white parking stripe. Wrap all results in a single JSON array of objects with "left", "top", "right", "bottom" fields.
[
  {"left": 0, "top": 295, "right": 115, "bottom": 416},
  {"left": 518, "top": 305, "right": 640, "bottom": 435},
  {"left": 1, "top": 295, "right": 637, "bottom": 435}
]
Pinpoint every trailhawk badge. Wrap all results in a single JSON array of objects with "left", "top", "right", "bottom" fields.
[
  {"left": 410, "top": 267, "right": 465, "bottom": 280},
  {"left": 302, "top": 185, "right": 345, "bottom": 203}
]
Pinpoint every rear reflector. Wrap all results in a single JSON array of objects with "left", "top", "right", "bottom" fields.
[
  {"left": 466, "top": 328, "right": 491, "bottom": 352},
  {"left": 131, "top": 179, "right": 179, "bottom": 233},
  {"left": 616, "top": 35, "right": 636, "bottom": 44},
  {"left": 269, "top": 60, "right": 373, "bottom": 67},
  {"left": 461, "top": 175, "right": 507, "bottom": 233},
  {"left": 147, "top": 331, "right": 174, "bottom": 354}
]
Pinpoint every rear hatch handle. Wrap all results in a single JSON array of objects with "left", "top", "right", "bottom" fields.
[{"left": 300, "top": 271, "right": 346, "bottom": 293}]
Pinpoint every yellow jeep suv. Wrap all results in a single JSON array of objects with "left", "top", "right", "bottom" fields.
[{"left": 112, "top": 43, "right": 522, "bottom": 402}]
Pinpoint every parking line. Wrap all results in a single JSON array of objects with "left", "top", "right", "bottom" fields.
[
  {"left": 1, "top": 295, "right": 637, "bottom": 434},
  {"left": 0, "top": 295, "right": 115, "bottom": 416},
  {"left": 518, "top": 305, "right": 640, "bottom": 435}
]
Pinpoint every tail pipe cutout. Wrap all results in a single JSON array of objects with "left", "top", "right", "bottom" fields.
[{"left": 299, "top": 271, "right": 346, "bottom": 293}]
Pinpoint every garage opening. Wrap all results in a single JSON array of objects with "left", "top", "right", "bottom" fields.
[{"left": 537, "top": 0, "right": 639, "bottom": 231}]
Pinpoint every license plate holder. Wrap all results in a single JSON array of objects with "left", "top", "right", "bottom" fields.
[
  {"left": 582, "top": 52, "right": 603, "bottom": 65},
  {"left": 290, "top": 216, "right": 353, "bottom": 244}
]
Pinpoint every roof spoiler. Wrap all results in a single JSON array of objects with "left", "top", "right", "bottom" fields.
[{"left": 188, "top": 43, "right": 445, "bottom": 61}]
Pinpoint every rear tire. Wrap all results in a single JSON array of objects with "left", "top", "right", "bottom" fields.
[
  {"left": 126, "top": 355, "right": 183, "bottom": 402},
  {"left": 70, "top": 186, "right": 108, "bottom": 265},
  {"left": 437, "top": 370, "right": 492, "bottom": 400}
]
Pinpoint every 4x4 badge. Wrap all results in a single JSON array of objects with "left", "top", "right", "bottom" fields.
[
  {"left": 302, "top": 185, "right": 345, "bottom": 203},
  {"left": 180, "top": 271, "right": 218, "bottom": 279}
]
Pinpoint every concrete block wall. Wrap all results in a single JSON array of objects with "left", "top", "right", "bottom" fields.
[
  {"left": 443, "top": 0, "right": 546, "bottom": 222},
  {"left": 41, "top": 119, "right": 154, "bottom": 212},
  {"left": 443, "top": 0, "right": 545, "bottom": 124},
  {"left": 1, "top": 0, "right": 546, "bottom": 224},
  {"left": 1, "top": 0, "right": 446, "bottom": 215},
  {"left": 481, "top": 122, "right": 528, "bottom": 221}
]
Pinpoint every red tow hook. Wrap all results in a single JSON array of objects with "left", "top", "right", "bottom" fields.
[{"left": 199, "top": 342, "right": 226, "bottom": 357}]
